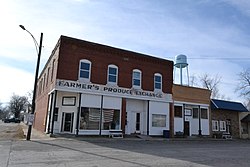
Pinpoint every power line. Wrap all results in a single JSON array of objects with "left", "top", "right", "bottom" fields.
[{"left": 167, "top": 57, "right": 250, "bottom": 60}]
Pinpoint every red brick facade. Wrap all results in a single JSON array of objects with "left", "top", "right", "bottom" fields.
[
  {"left": 34, "top": 35, "right": 173, "bottom": 132},
  {"left": 57, "top": 36, "right": 173, "bottom": 93}
]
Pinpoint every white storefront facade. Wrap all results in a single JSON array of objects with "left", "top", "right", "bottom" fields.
[
  {"left": 174, "top": 102, "right": 210, "bottom": 136},
  {"left": 46, "top": 79, "right": 172, "bottom": 136}
]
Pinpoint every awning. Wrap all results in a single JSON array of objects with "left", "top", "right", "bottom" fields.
[{"left": 211, "top": 99, "right": 249, "bottom": 112}]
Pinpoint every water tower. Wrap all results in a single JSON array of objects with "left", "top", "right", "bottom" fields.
[{"left": 174, "top": 54, "right": 189, "bottom": 85}]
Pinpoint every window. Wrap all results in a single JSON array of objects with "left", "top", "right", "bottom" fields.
[
  {"left": 54, "top": 108, "right": 58, "bottom": 122},
  {"left": 46, "top": 67, "right": 50, "bottom": 86},
  {"left": 108, "top": 65, "right": 118, "bottom": 84},
  {"left": 43, "top": 75, "right": 46, "bottom": 91},
  {"left": 152, "top": 114, "right": 166, "bottom": 127},
  {"left": 154, "top": 73, "right": 162, "bottom": 90},
  {"left": 132, "top": 69, "right": 141, "bottom": 88},
  {"left": 79, "top": 107, "right": 120, "bottom": 130},
  {"left": 51, "top": 59, "right": 55, "bottom": 82},
  {"left": 201, "top": 108, "right": 208, "bottom": 119},
  {"left": 103, "top": 109, "right": 120, "bottom": 130},
  {"left": 174, "top": 106, "right": 182, "bottom": 118},
  {"left": 212, "top": 120, "right": 219, "bottom": 131},
  {"left": 242, "top": 122, "right": 248, "bottom": 134},
  {"left": 79, "top": 59, "right": 91, "bottom": 81},
  {"left": 220, "top": 121, "right": 226, "bottom": 131},
  {"left": 193, "top": 108, "right": 198, "bottom": 119},
  {"left": 62, "top": 97, "right": 76, "bottom": 106},
  {"left": 80, "top": 107, "right": 100, "bottom": 130}
]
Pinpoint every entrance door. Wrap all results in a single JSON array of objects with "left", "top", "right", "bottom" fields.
[
  {"left": 62, "top": 112, "right": 74, "bottom": 133},
  {"left": 184, "top": 121, "right": 190, "bottom": 136},
  {"left": 135, "top": 113, "right": 141, "bottom": 133}
]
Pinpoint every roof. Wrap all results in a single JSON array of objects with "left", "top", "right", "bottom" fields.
[
  {"left": 241, "top": 114, "right": 250, "bottom": 122},
  {"left": 211, "top": 99, "right": 249, "bottom": 112}
]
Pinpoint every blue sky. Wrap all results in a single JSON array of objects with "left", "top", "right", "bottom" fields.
[{"left": 0, "top": 0, "right": 250, "bottom": 104}]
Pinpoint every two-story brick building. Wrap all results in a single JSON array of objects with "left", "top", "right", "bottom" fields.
[{"left": 34, "top": 36, "right": 173, "bottom": 136}]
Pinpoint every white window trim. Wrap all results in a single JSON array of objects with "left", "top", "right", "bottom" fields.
[
  {"left": 212, "top": 120, "right": 219, "bottom": 131},
  {"left": 132, "top": 69, "right": 142, "bottom": 89},
  {"left": 79, "top": 59, "right": 91, "bottom": 82},
  {"left": 219, "top": 121, "right": 226, "bottom": 131},
  {"left": 107, "top": 64, "right": 118, "bottom": 85},
  {"left": 154, "top": 73, "right": 162, "bottom": 91}
]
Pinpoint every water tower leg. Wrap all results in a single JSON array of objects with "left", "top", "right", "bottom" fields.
[{"left": 180, "top": 64, "right": 182, "bottom": 85}]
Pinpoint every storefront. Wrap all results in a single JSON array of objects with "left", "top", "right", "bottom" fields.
[
  {"left": 172, "top": 84, "right": 211, "bottom": 137},
  {"left": 46, "top": 79, "right": 172, "bottom": 136}
]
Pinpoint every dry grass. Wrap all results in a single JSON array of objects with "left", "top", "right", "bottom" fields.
[{"left": 0, "top": 124, "right": 25, "bottom": 140}]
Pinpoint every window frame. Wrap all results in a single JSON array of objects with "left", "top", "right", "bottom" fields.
[
  {"left": 212, "top": 120, "right": 219, "bottom": 131},
  {"left": 154, "top": 73, "right": 162, "bottom": 91},
  {"left": 107, "top": 64, "right": 118, "bottom": 85},
  {"left": 132, "top": 69, "right": 142, "bottom": 88},
  {"left": 192, "top": 108, "right": 199, "bottom": 119},
  {"left": 152, "top": 114, "right": 166, "bottom": 127},
  {"left": 201, "top": 108, "right": 208, "bottom": 119},
  {"left": 219, "top": 121, "right": 226, "bottom": 131},
  {"left": 79, "top": 59, "right": 91, "bottom": 81},
  {"left": 174, "top": 105, "right": 183, "bottom": 118}
]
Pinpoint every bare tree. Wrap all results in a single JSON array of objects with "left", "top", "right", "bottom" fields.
[
  {"left": 9, "top": 94, "right": 28, "bottom": 118},
  {"left": 236, "top": 68, "right": 250, "bottom": 98},
  {"left": 236, "top": 68, "right": 250, "bottom": 110},
  {"left": 0, "top": 103, "right": 10, "bottom": 120},
  {"left": 189, "top": 74, "right": 198, "bottom": 87},
  {"left": 199, "top": 73, "right": 221, "bottom": 99}
]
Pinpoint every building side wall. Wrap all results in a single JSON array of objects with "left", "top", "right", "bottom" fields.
[{"left": 34, "top": 44, "right": 60, "bottom": 132}]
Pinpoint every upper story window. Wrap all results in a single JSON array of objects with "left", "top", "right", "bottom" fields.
[
  {"left": 79, "top": 59, "right": 91, "bottom": 81},
  {"left": 154, "top": 73, "right": 162, "bottom": 90},
  {"left": 51, "top": 59, "right": 56, "bottom": 82},
  {"left": 174, "top": 106, "right": 182, "bottom": 118},
  {"left": 108, "top": 64, "right": 118, "bottom": 84},
  {"left": 132, "top": 69, "right": 141, "bottom": 88}
]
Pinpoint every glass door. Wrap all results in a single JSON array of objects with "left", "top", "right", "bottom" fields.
[
  {"left": 62, "top": 112, "right": 74, "bottom": 133},
  {"left": 135, "top": 113, "right": 141, "bottom": 133}
]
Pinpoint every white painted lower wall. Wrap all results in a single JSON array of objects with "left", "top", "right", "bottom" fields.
[
  {"left": 149, "top": 101, "right": 169, "bottom": 136},
  {"left": 174, "top": 118, "right": 183, "bottom": 133}
]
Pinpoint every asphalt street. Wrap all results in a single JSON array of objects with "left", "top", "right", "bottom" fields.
[{"left": 0, "top": 122, "right": 250, "bottom": 167}]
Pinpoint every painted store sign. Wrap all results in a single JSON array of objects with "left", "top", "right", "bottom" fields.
[{"left": 55, "top": 79, "right": 172, "bottom": 102}]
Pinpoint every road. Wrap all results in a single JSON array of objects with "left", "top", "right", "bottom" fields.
[{"left": 0, "top": 121, "right": 250, "bottom": 167}]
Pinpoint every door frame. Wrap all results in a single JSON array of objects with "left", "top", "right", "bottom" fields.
[
  {"left": 61, "top": 112, "right": 74, "bottom": 133},
  {"left": 184, "top": 121, "right": 190, "bottom": 136},
  {"left": 135, "top": 112, "right": 141, "bottom": 134}
]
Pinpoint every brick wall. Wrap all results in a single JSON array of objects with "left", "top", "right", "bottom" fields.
[
  {"left": 33, "top": 41, "right": 60, "bottom": 132},
  {"left": 57, "top": 36, "right": 173, "bottom": 93},
  {"left": 173, "top": 84, "right": 211, "bottom": 104}
]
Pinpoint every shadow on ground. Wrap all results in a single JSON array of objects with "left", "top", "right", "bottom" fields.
[{"left": 30, "top": 137, "right": 250, "bottom": 167}]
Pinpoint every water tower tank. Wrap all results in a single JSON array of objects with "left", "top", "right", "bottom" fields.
[
  {"left": 174, "top": 54, "right": 188, "bottom": 68},
  {"left": 174, "top": 54, "right": 189, "bottom": 85}
]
